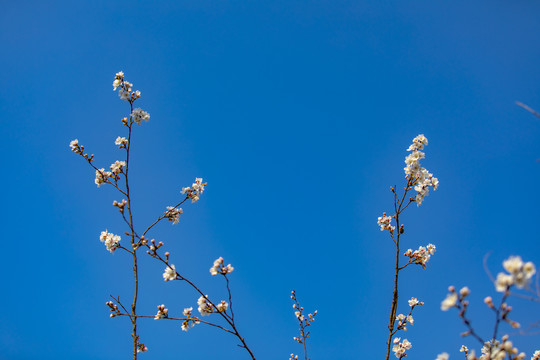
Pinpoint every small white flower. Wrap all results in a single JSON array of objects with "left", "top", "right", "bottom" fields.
[
  {"left": 495, "top": 272, "right": 514, "bottom": 292},
  {"left": 503, "top": 256, "right": 524, "bottom": 275},
  {"left": 95, "top": 168, "right": 111, "bottom": 187},
  {"left": 435, "top": 352, "right": 449, "bottom": 360},
  {"left": 209, "top": 257, "right": 234, "bottom": 276},
  {"left": 181, "top": 178, "right": 206, "bottom": 202},
  {"left": 99, "top": 230, "right": 121, "bottom": 253},
  {"left": 197, "top": 295, "right": 213, "bottom": 316},
  {"left": 163, "top": 265, "right": 176, "bottom": 281},
  {"left": 115, "top": 136, "right": 128, "bottom": 148},
  {"left": 110, "top": 160, "right": 126, "bottom": 174},
  {"left": 392, "top": 338, "right": 412, "bottom": 358},
  {"left": 131, "top": 108, "right": 150, "bottom": 125},
  {"left": 408, "top": 297, "right": 419, "bottom": 307},
  {"left": 69, "top": 139, "right": 79, "bottom": 152},
  {"left": 118, "top": 88, "right": 130, "bottom": 101},
  {"left": 216, "top": 300, "right": 228, "bottom": 312},
  {"left": 377, "top": 213, "right": 395, "bottom": 232},
  {"left": 441, "top": 292, "right": 458, "bottom": 311},
  {"left": 183, "top": 307, "right": 193, "bottom": 316},
  {"left": 165, "top": 206, "right": 183, "bottom": 224}
]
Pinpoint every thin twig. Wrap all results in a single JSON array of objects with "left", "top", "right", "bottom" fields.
[{"left": 516, "top": 101, "right": 540, "bottom": 119}]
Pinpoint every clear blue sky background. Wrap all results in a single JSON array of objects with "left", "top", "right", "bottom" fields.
[{"left": 1, "top": 1, "right": 539, "bottom": 359}]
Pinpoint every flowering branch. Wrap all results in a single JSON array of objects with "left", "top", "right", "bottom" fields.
[
  {"left": 379, "top": 134, "right": 439, "bottom": 360},
  {"left": 70, "top": 72, "right": 255, "bottom": 359},
  {"left": 289, "top": 290, "right": 317, "bottom": 360},
  {"left": 441, "top": 256, "right": 538, "bottom": 359},
  {"left": 150, "top": 245, "right": 256, "bottom": 359}
]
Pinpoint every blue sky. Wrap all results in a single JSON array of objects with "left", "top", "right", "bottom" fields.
[{"left": 1, "top": 0, "right": 540, "bottom": 359}]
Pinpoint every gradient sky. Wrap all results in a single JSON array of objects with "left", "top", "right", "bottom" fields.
[{"left": 1, "top": 1, "right": 540, "bottom": 359}]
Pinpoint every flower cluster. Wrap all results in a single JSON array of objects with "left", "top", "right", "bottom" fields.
[
  {"left": 404, "top": 244, "right": 436, "bottom": 269},
  {"left": 216, "top": 300, "right": 229, "bottom": 313},
  {"left": 181, "top": 307, "right": 200, "bottom": 332},
  {"left": 209, "top": 257, "right": 234, "bottom": 276},
  {"left": 70, "top": 139, "right": 82, "bottom": 154},
  {"left": 495, "top": 256, "right": 536, "bottom": 292},
  {"left": 163, "top": 264, "right": 177, "bottom": 281},
  {"left": 395, "top": 313, "right": 414, "bottom": 331},
  {"left": 392, "top": 337, "right": 412, "bottom": 358},
  {"left": 404, "top": 134, "right": 439, "bottom": 206},
  {"left": 197, "top": 295, "right": 213, "bottom": 316},
  {"left": 110, "top": 160, "right": 126, "bottom": 174},
  {"left": 113, "top": 71, "right": 141, "bottom": 103},
  {"left": 181, "top": 178, "right": 206, "bottom": 203},
  {"left": 99, "top": 230, "right": 121, "bottom": 253},
  {"left": 395, "top": 298, "right": 423, "bottom": 332},
  {"left": 154, "top": 304, "right": 168, "bottom": 320},
  {"left": 165, "top": 206, "right": 183, "bottom": 224},
  {"left": 131, "top": 108, "right": 150, "bottom": 125},
  {"left": 115, "top": 136, "right": 128, "bottom": 148},
  {"left": 112, "top": 71, "right": 124, "bottom": 91},
  {"left": 95, "top": 168, "right": 113, "bottom": 187},
  {"left": 466, "top": 336, "right": 526, "bottom": 360},
  {"left": 377, "top": 213, "right": 395, "bottom": 232}
]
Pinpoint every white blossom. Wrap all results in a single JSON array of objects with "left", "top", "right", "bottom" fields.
[
  {"left": 495, "top": 256, "right": 536, "bottom": 292},
  {"left": 154, "top": 304, "right": 168, "bottom": 320},
  {"left": 112, "top": 71, "right": 124, "bottom": 90},
  {"left": 115, "top": 136, "right": 128, "bottom": 148},
  {"left": 183, "top": 307, "right": 193, "bottom": 316},
  {"left": 163, "top": 265, "right": 176, "bottom": 281},
  {"left": 209, "top": 257, "right": 234, "bottom": 276},
  {"left": 197, "top": 295, "right": 213, "bottom": 316},
  {"left": 435, "top": 353, "right": 449, "bottom": 360},
  {"left": 110, "top": 160, "right": 125, "bottom": 174},
  {"left": 69, "top": 139, "right": 79, "bottom": 152},
  {"left": 377, "top": 213, "right": 395, "bottom": 232},
  {"left": 408, "top": 297, "right": 420, "bottom": 307},
  {"left": 392, "top": 337, "right": 412, "bottom": 358},
  {"left": 180, "top": 307, "right": 199, "bottom": 331},
  {"left": 216, "top": 300, "right": 228, "bottom": 313},
  {"left": 441, "top": 292, "right": 458, "bottom": 311},
  {"left": 165, "top": 206, "right": 183, "bottom": 224},
  {"left": 99, "top": 230, "right": 121, "bottom": 253},
  {"left": 407, "top": 134, "right": 428, "bottom": 151},
  {"left": 131, "top": 108, "right": 150, "bottom": 125},
  {"left": 495, "top": 272, "right": 513, "bottom": 292},
  {"left": 95, "top": 168, "right": 112, "bottom": 187},
  {"left": 404, "top": 134, "right": 438, "bottom": 206},
  {"left": 405, "top": 244, "right": 436, "bottom": 268},
  {"left": 181, "top": 177, "right": 206, "bottom": 202},
  {"left": 118, "top": 88, "right": 130, "bottom": 101}
]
